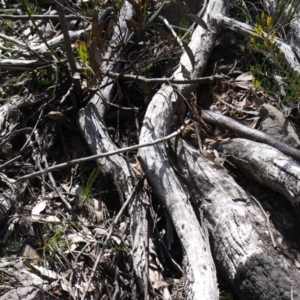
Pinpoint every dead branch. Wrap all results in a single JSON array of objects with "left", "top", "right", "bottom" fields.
[
  {"left": 138, "top": 0, "right": 229, "bottom": 298},
  {"left": 217, "top": 138, "right": 300, "bottom": 209},
  {"left": 17, "top": 116, "right": 188, "bottom": 181}
]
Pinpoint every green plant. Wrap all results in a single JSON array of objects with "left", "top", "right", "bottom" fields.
[
  {"left": 250, "top": 12, "right": 300, "bottom": 104},
  {"left": 81, "top": 167, "right": 103, "bottom": 203},
  {"left": 36, "top": 225, "right": 68, "bottom": 264},
  {"left": 116, "top": 0, "right": 125, "bottom": 13},
  {"left": 20, "top": 0, "right": 41, "bottom": 14},
  {"left": 230, "top": 0, "right": 254, "bottom": 25},
  {"left": 226, "top": 293, "right": 235, "bottom": 300},
  {"left": 260, "top": 0, "right": 300, "bottom": 33},
  {"left": 0, "top": 270, "right": 5, "bottom": 281},
  {"left": 0, "top": 71, "right": 32, "bottom": 99}
]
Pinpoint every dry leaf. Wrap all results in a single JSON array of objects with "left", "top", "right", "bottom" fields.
[
  {"left": 183, "top": 43, "right": 195, "bottom": 71},
  {"left": 235, "top": 72, "right": 255, "bottom": 90},
  {"left": 44, "top": 216, "right": 60, "bottom": 223},
  {"left": 235, "top": 71, "right": 253, "bottom": 81},
  {"left": 155, "top": 26, "right": 171, "bottom": 46},
  {"left": 67, "top": 233, "right": 87, "bottom": 244},
  {"left": 31, "top": 201, "right": 47, "bottom": 220},
  {"left": 126, "top": 0, "right": 144, "bottom": 27},
  {"left": 125, "top": 19, "right": 140, "bottom": 33},
  {"left": 188, "top": 14, "right": 209, "bottom": 31},
  {"left": 181, "top": 63, "right": 191, "bottom": 79}
]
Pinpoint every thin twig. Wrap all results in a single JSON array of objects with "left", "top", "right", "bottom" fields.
[
  {"left": 20, "top": 105, "right": 45, "bottom": 153},
  {"left": 0, "top": 128, "right": 32, "bottom": 150},
  {"left": 34, "top": 130, "right": 73, "bottom": 211},
  {"left": 0, "top": 33, "right": 27, "bottom": 48},
  {"left": 249, "top": 194, "right": 276, "bottom": 248},
  {"left": 144, "top": 207, "right": 149, "bottom": 300},
  {"left": 55, "top": 0, "right": 82, "bottom": 95},
  {"left": 216, "top": 95, "right": 258, "bottom": 116},
  {"left": 34, "top": 150, "right": 46, "bottom": 199},
  {"left": 106, "top": 101, "right": 139, "bottom": 111},
  {"left": 0, "top": 14, "right": 90, "bottom": 20},
  {"left": 106, "top": 71, "right": 228, "bottom": 84},
  {"left": 80, "top": 176, "right": 144, "bottom": 300},
  {"left": 0, "top": 155, "right": 22, "bottom": 171},
  {"left": 1, "top": 20, "right": 50, "bottom": 62},
  {"left": 20, "top": 0, "right": 59, "bottom": 60},
  {"left": 17, "top": 120, "right": 190, "bottom": 181},
  {"left": 159, "top": 15, "right": 183, "bottom": 47}
]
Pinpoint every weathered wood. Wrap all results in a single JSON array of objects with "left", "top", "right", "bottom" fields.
[
  {"left": 0, "top": 59, "right": 48, "bottom": 71},
  {"left": 0, "top": 95, "right": 45, "bottom": 131},
  {"left": 217, "top": 138, "right": 300, "bottom": 209},
  {"left": 77, "top": 0, "right": 300, "bottom": 298},
  {"left": 138, "top": 0, "right": 230, "bottom": 298},
  {"left": 78, "top": 92, "right": 135, "bottom": 199},
  {"left": 78, "top": 92, "right": 170, "bottom": 296},
  {"left": 216, "top": 15, "right": 300, "bottom": 73},
  {"left": 175, "top": 139, "right": 300, "bottom": 300},
  {"left": 0, "top": 174, "right": 18, "bottom": 230},
  {"left": 76, "top": 2, "right": 169, "bottom": 294}
]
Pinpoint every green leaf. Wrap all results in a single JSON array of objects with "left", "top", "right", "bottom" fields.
[{"left": 75, "top": 41, "right": 88, "bottom": 63}]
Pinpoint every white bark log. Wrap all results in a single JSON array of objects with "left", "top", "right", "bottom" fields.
[
  {"left": 288, "top": 17, "right": 300, "bottom": 62},
  {"left": 77, "top": 0, "right": 300, "bottom": 298},
  {"left": 100, "top": 1, "right": 135, "bottom": 98},
  {"left": 138, "top": 0, "right": 230, "bottom": 298},
  {"left": 78, "top": 2, "right": 174, "bottom": 295},
  {"left": 217, "top": 138, "right": 300, "bottom": 209},
  {"left": 0, "top": 59, "right": 48, "bottom": 71},
  {"left": 175, "top": 140, "right": 300, "bottom": 300},
  {"left": 78, "top": 92, "right": 169, "bottom": 295},
  {"left": 216, "top": 15, "right": 300, "bottom": 73}
]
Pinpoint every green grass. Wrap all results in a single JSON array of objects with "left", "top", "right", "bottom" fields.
[{"left": 249, "top": 12, "right": 300, "bottom": 104}]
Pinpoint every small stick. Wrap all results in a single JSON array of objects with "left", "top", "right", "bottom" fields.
[
  {"left": 249, "top": 194, "right": 276, "bottom": 248},
  {"left": 0, "top": 14, "right": 90, "bottom": 20},
  {"left": 0, "top": 155, "right": 22, "bottom": 171},
  {"left": 80, "top": 176, "right": 144, "bottom": 300},
  {"left": 55, "top": 0, "right": 82, "bottom": 95},
  {"left": 34, "top": 130, "right": 73, "bottom": 211},
  {"left": 20, "top": 0, "right": 59, "bottom": 60},
  {"left": 106, "top": 71, "right": 228, "bottom": 85},
  {"left": 17, "top": 120, "right": 190, "bottom": 181}
]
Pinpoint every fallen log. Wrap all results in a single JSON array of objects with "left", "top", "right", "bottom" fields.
[
  {"left": 175, "top": 139, "right": 300, "bottom": 300},
  {"left": 138, "top": 0, "right": 229, "bottom": 298},
  {"left": 78, "top": 1, "right": 171, "bottom": 296},
  {"left": 216, "top": 138, "right": 300, "bottom": 209}
]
